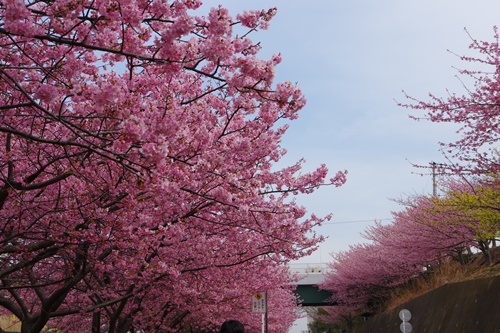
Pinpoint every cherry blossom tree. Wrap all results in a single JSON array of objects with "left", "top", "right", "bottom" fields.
[
  {"left": 320, "top": 241, "right": 424, "bottom": 323},
  {"left": 368, "top": 195, "right": 477, "bottom": 266},
  {"left": 402, "top": 27, "right": 500, "bottom": 175},
  {"left": 320, "top": 192, "right": 479, "bottom": 323},
  {"left": 0, "top": 1, "right": 347, "bottom": 332}
]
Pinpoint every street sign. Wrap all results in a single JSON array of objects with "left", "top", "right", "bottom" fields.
[
  {"left": 252, "top": 292, "right": 266, "bottom": 313},
  {"left": 399, "top": 309, "right": 412, "bottom": 322},
  {"left": 400, "top": 322, "right": 413, "bottom": 333}
]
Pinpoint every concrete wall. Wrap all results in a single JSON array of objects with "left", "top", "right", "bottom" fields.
[{"left": 353, "top": 275, "right": 500, "bottom": 333}]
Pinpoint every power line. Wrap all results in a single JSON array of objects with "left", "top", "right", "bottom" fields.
[{"left": 322, "top": 218, "right": 391, "bottom": 225}]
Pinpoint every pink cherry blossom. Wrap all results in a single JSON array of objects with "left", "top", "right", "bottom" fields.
[
  {"left": 0, "top": 1, "right": 345, "bottom": 332},
  {"left": 402, "top": 27, "right": 500, "bottom": 175}
]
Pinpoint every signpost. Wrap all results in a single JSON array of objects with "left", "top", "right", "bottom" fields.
[
  {"left": 252, "top": 292, "right": 268, "bottom": 333},
  {"left": 399, "top": 309, "right": 412, "bottom": 333},
  {"left": 252, "top": 292, "right": 266, "bottom": 313}
]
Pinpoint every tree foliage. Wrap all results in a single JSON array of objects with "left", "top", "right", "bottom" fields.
[
  {"left": 0, "top": 1, "right": 347, "bottom": 332},
  {"left": 402, "top": 28, "right": 500, "bottom": 175},
  {"left": 431, "top": 176, "right": 500, "bottom": 264},
  {"left": 321, "top": 27, "right": 500, "bottom": 328},
  {"left": 321, "top": 178, "right": 500, "bottom": 324},
  {"left": 320, "top": 197, "right": 447, "bottom": 323}
]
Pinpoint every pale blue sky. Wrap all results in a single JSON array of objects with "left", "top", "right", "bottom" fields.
[{"left": 200, "top": 1, "right": 500, "bottom": 262}]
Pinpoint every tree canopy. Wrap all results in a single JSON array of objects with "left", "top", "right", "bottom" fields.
[
  {"left": 321, "top": 28, "right": 500, "bottom": 327},
  {"left": 0, "top": 1, "right": 347, "bottom": 332}
]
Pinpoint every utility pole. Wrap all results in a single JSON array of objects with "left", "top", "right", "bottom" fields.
[
  {"left": 431, "top": 162, "right": 437, "bottom": 197},
  {"left": 430, "top": 162, "right": 446, "bottom": 197}
]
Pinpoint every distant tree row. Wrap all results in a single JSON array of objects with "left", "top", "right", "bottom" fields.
[{"left": 320, "top": 27, "right": 500, "bottom": 330}]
